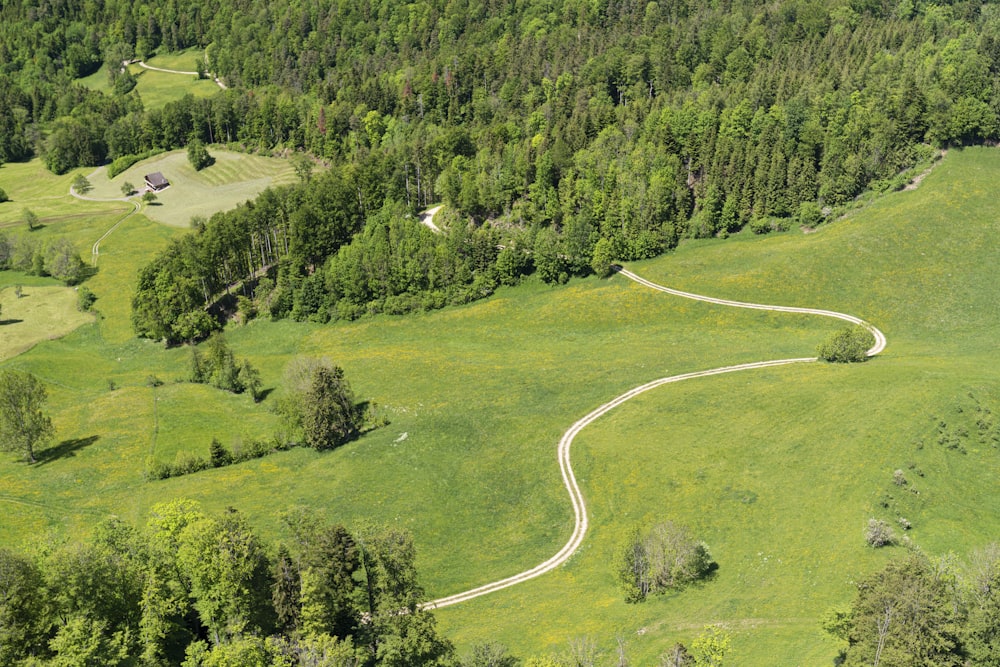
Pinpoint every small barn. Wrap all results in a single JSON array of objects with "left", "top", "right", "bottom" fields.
[{"left": 145, "top": 172, "right": 170, "bottom": 191}]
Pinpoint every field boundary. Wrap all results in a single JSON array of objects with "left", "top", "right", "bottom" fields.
[{"left": 422, "top": 266, "right": 885, "bottom": 609}]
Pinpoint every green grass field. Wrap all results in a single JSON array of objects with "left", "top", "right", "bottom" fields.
[
  {"left": 76, "top": 49, "right": 220, "bottom": 110},
  {"left": 87, "top": 149, "right": 299, "bottom": 227},
  {"left": 1, "top": 148, "right": 999, "bottom": 663},
  {"left": 0, "top": 286, "right": 94, "bottom": 361}
]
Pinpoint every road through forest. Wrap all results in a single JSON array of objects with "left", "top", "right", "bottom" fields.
[{"left": 422, "top": 266, "right": 885, "bottom": 609}]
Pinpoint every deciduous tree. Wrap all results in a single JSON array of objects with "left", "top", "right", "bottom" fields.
[{"left": 0, "top": 369, "right": 54, "bottom": 463}]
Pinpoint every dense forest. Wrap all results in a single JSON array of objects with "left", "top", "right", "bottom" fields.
[{"left": 5, "top": 0, "right": 1000, "bottom": 335}]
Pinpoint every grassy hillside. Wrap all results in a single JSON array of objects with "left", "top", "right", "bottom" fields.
[
  {"left": 0, "top": 148, "right": 999, "bottom": 663},
  {"left": 432, "top": 148, "right": 1000, "bottom": 663}
]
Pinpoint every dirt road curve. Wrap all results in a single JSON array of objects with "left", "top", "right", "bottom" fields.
[{"left": 422, "top": 267, "right": 886, "bottom": 610}]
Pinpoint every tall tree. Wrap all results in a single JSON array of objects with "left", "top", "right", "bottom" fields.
[
  {"left": 0, "top": 370, "right": 54, "bottom": 463},
  {"left": 296, "top": 363, "right": 363, "bottom": 450},
  {"left": 843, "top": 552, "right": 963, "bottom": 667}
]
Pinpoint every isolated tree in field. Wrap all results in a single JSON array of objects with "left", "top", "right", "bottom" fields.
[
  {"left": 142, "top": 191, "right": 158, "bottom": 205},
  {"left": 0, "top": 370, "right": 54, "bottom": 463},
  {"left": 615, "top": 521, "right": 715, "bottom": 602},
  {"left": 817, "top": 325, "right": 875, "bottom": 363},
  {"left": 72, "top": 173, "right": 92, "bottom": 194},
  {"left": 279, "top": 358, "right": 366, "bottom": 447},
  {"left": 22, "top": 208, "right": 38, "bottom": 231},
  {"left": 0, "top": 186, "right": 8, "bottom": 203},
  {"left": 302, "top": 365, "right": 362, "bottom": 450},
  {"left": 187, "top": 138, "right": 213, "bottom": 171},
  {"left": 121, "top": 181, "right": 135, "bottom": 196}
]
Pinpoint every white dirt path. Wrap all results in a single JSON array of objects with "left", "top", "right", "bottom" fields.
[
  {"left": 422, "top": 266, "right": 885, "bottom": 609},
  {"left": 136, "top": 61, "right": 228, "bottom": 89},
  {"left": 419, "top": 205, "right": 443, "bottom": 233}
]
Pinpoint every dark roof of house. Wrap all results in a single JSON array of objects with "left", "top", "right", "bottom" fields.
[{"left": 145, "top": 172, "right": 169, "bottom": 188}]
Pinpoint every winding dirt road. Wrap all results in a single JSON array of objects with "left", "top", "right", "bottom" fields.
[{"left": 422, "top": 266, "right": 885, "bottom": 609}]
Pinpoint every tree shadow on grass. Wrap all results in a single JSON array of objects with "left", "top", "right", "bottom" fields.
[
  {"left": 33, "top": 435, "right": 99, "bottom": 466},
  {"left": 0, "top": 319, "right": 23, "bottom": 325}
]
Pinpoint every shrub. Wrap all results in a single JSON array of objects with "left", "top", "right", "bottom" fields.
[
  {"left": 209, "top": 438, "right": 231, "bottom": 467},
  {"left": 797, "top": 201, "right": 823, "bottom": 228},
  {"left": 0, "top": 186, "right": 8, "bottom": 203},
  {"left": 171, "top": 451, "right": 209, "bottom": 476},
  {"left": 107, "top": 150, "right": 165, "bottom": 179},
  {"left": 77, "top": 286, "right": 97, "bottom": 311},
  {"left": 817, "top": 325, "right": 875, "bottom": 363},
  {"left": 865, "top": 518, "right": 896, "bottom": 548}
]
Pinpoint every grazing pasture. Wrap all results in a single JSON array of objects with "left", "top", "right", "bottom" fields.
[{"left": 0, "top": 147, "right": 999, "bottom": 664}]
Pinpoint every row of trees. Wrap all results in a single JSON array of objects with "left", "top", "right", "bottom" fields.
[
  {"left": 0, "top": 501, "right": 455, "bottom": 666},
  {"left": 0, "top": 232, "right": 88, "bottom": 285}
]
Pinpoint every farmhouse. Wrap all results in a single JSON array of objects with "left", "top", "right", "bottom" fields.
[{"left": 144, "top": 172, "right": 170, "bottom": 191}]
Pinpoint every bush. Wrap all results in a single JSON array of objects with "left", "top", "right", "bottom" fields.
[
  {"left": 817, "top": 325, "right": 875, "bottom": 363},
  {"left": 0, "top": 186, "right": 8, "bottom": 203},
  {"left": 209, "top": 438, "right": 231, "bottom": 467},
  {"left": 797, "top": 201, "right": 824, "bottom": 228},
  {"left": 865, "top": 518, "right": 896, "bottom": 548},
  {"left": 77, "top": 286, "right": 97, "bottom": 312}
]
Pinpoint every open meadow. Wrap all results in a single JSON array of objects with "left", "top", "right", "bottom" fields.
[
  {"left": 76, "top": 48, "right": 221, "bottom": 110},
  {"left": 1, "top": 148, "right": 999, "bottom": 663}
]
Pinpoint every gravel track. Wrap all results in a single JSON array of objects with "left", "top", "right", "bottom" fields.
[{"left": 422, "top": 266, "right": 885, "bottom": 609}]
